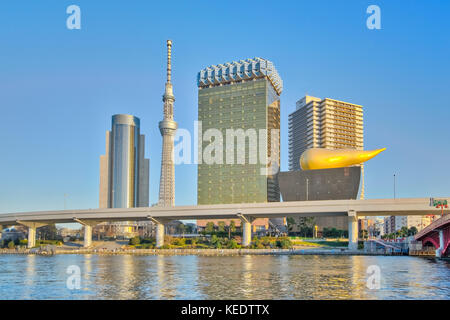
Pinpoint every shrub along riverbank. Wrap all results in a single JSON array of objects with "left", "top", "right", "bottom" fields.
[
  {"left": 0, "top": 239, "right": 63, "bottom": 249},
  {"left": 128, "top": 235, "right": 294, "bottom": 250}
]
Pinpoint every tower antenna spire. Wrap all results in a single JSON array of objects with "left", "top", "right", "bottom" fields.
[{"left": 166, "top": 39, "right": 172, "bottom": 83}]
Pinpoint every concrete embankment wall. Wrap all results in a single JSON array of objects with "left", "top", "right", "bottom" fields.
[{"left": 0, "top": 248, "right": 387, "bottom": 256}]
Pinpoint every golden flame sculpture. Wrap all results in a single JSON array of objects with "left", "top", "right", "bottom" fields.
[{"left": 300, "top": 148, "right": 386, "bottom": 170}]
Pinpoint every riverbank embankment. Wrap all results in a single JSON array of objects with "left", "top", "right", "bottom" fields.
[{"left": 0, "top": 247, "right": 393, "bottom": 256}]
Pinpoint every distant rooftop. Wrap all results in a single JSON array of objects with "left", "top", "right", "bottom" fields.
[
  {"left": 295, "top": 95, "right": 363, "bottom": 110},
  {"left": 197, "top": 57, "right": 283, "bottom": 95}
]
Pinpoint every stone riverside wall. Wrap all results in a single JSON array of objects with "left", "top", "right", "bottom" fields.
[{"left": 0, "top": 248, "right": 387, "bottom": 256}]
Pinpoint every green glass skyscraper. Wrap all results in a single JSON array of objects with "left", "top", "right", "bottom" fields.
[{"left": 197, "top": 57, "right": 282, "bottom": 205}]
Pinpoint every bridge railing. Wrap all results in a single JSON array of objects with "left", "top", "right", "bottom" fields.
[
  {"left": 415, "top": 214, "right": 450, "bottom": 240},
  {"left": 370, "top": 239, "right": 402, "bottom": 250}
]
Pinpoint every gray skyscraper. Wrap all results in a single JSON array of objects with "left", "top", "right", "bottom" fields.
[
  {"left": 99, "top": 114, "right": 149, "bottom": 209},
  {"left": 158, "top": 40, "right": 177, "bottom": 206}
]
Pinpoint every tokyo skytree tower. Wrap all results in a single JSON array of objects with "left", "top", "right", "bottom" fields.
[{"left": 158, "top": 40, "right": 177, "bottom": 206}]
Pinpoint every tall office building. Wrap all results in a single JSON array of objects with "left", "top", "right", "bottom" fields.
[
  {"left": 99, "top": 114, "right": 149, "bottom": 236},
  {"left": 285, "top": 95, "right": 364, "bottom": 233},
  {"left": 288, "top": 95, "right": 364, "bottom": 197},
  {"left": 197, "top": 57, "right": 282, "bottom": 232},
  {"left": 158, "top": 40, "right": 177, "bottom": 207}
]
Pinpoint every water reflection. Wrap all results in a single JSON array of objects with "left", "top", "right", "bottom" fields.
[
  {"left": 24, "top": 255, "right": 36, "bottom": 299},
  {"left": 0, "top": 254, "right": 448, "bottom": 300}
]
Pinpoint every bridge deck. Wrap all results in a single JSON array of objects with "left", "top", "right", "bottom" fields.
[
  {"left": 0, "top": 198, "right": 448, "bottom": 226},
  {"left": 415, "top": 213, "right": 450, "bottom": 240}
]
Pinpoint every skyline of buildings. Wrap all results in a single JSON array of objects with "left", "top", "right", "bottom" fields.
[
  {"left": 85, "top": 42, "right": 434, "bottom": 237},
  {"left": 2, "top": 1, "right": 448, "bottom": 217}
]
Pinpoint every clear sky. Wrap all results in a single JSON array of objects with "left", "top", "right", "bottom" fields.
[{"left": 0, "top": 0, "right": 449, "bottom": 214}]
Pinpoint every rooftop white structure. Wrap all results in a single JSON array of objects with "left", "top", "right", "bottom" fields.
[{"left": 197, "top": 57, "right": 283, "bottom": 95}]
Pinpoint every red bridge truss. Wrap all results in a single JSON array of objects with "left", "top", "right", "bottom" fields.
[{"left": 415, "top": 214, "right": 450, "bottom": 257}]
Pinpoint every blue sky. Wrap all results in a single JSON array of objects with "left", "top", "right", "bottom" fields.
[{"left": 0, "top": 0, "right": 449, "bottom": 214}]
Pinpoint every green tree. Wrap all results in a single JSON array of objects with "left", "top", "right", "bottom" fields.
[
  {"left": 251, "top": 236, "right": 264, "bottom": 249},
  {"left": 172, "top": 238, "right": 186, "bottom": 246},
  {"left": 276, "top": 237, "right": 292, "bottom": 249},
  {"left": 205, "top": 222, "right": 215, "bottom": 234},
  {"left": 227, "top": 220, "right": 237, "bottom": 239},
  {"left": 408, "top": 227, "right": 418, "bottom": 236},
  {"left": 227, "top": 239, "right": 239, "bottom": 249},
  {"left": 7, "top": 240, "right": 15, "bottom": 249},
  {"left": 287, "top": 217, "right": 296, "bottom": 234},
  {"left": 185, "top": 224, "right": 193, "bottom": 234},
  {"left": 37, "top": 224, "right": 58, "bottom": 240},
  {"left": 229, "top": 220, "right": 236, "bottom": 233},
  {"left": 177, "top": 223, "right": 186, "bottom": 235},
  {"left": 210, "top": 234, "right": 219, "bottom": 246},
  {"left": 129, "top": 236, "right": 140, "bottom": 246},
  {"left": 210, "top": 234, "right": 222, "bottom": 248},
  {"left": 297, "top": 217, "right": 315, "bottom": 237},
  {"left": 218, "top": 221, "right": 225, "bottom": 233},
  {"left": 399, "top": 226, "right": 408, "bottom": 238}
]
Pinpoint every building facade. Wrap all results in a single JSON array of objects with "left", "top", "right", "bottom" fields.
[
  {"left": 396, "top": 215, "right": 433, "bottom": 232},
  {"left": 278, "top": 167, "right": 361, "bottom": 232},
  {"left": 196, "top": 57, "right": 283, "bottom": 231},
  {"left": 288, "top": 95, "right": 364, "bottom": 170},
  {"left": 286, "top": 95, "right": 364, "bottom": 232},
  {"left": 384, "top": 215, "right": 434, "bottom": 235},
  {"left": 288, "top": 96, "right": 364, "bottom": 196},
  {"left": 99, "top": 114, "right": 150, "bottom": 237}
]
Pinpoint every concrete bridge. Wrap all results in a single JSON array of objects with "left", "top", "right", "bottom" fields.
[
  {"left": 0, "top": 198, "right": 448, "bottom": 250},
  {"left": 415, "top": 213, "right": 450, "bottom": 257}
]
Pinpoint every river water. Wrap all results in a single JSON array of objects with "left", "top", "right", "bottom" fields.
[{"left": 0, "top": 254, "right": 448, "bottom": 299}]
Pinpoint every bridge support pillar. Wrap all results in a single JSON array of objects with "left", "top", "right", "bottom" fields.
[
  {"left": 148, "top": 217, "right": 167, "bottom": 248},
  {"left": 28, "top": 226, "right": 36, "bottom": 248},
  {"left": 74, "top": 219, "right": 100, "bottom": 248},
  {"left": 156, "top": 223, "right": 165, "bottom": 248},
  {"left": 348, "top": 211, "right": 358, "bottom": 251},
  {"left": 16, "top": 221, "right": 48, "bottom": 249},
  {"left": 436, "top": 230, "right": 444, "bottom": 258},
  {"left": 84, "top": 225, "right": 93, "bottom": 248},
  {"left": 238, "top": 213, "right": 254, "bottom": 247}
]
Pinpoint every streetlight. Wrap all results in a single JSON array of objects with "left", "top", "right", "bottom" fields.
[
  {"left": 393, "top": 174, "right": 396, "bottom": 199},
  {"left": 306, "top": 178, "right": 309, "bottom": 201}
]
